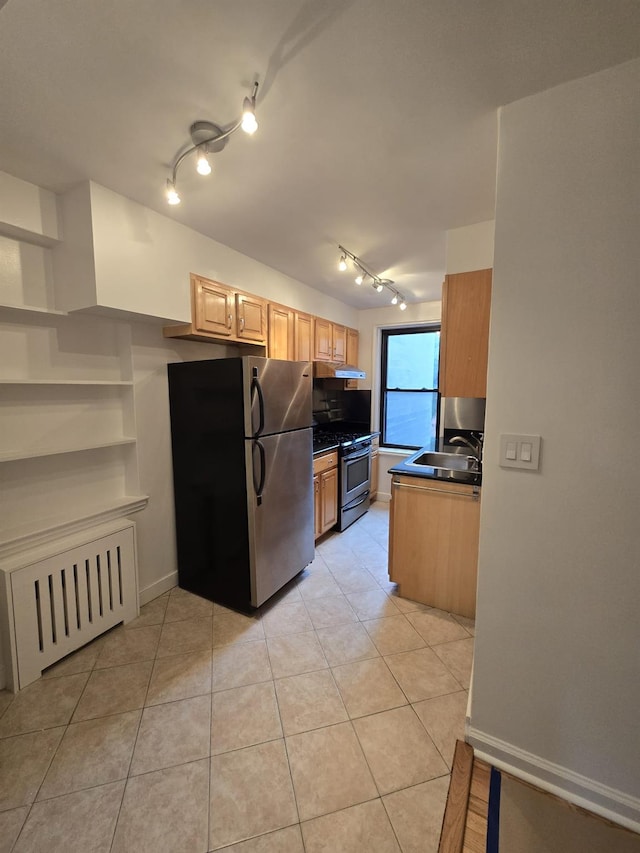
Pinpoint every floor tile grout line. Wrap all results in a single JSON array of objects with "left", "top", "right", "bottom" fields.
[
  {"left": 207, "top": 658, "right": 214, "bottom": 853},
  {"left": 106, "top": 603, "right": 164, "bottom": 853}
]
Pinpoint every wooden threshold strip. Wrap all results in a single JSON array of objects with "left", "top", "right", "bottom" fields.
[{"left": 439, "top": 740, "right": 491, "bottom": 853}]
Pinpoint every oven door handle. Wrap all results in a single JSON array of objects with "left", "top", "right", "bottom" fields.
[
  {"left": 343, "top": 446, "right": 371, "bottom": 462},
  {"left": 344, "top": 489, "right": 370, "bottom": 511}
]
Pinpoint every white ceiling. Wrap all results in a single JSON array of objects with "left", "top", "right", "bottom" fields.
[{"left": 1, "top": 0, "right": 639, "bottom": 309}]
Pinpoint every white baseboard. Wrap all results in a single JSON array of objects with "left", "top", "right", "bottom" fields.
[
  {"left": 375, "top": 492, "right": 391, "bottom": 503},
  {"left": 468, "top": 727, "right": 640, "bottom": 834},
  {"left": 139, "top": 570, "right": 178, "bottom": 606}
]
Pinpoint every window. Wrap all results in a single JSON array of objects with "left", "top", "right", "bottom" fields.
[{"left": 380, "top": 325, "right": 440, "bottom": 449}]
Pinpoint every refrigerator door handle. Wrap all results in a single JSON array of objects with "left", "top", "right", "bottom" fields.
[
  {"left": 251, "top": 375, "right": 265, "bottom": 437},
  {"left": 252, "top": 438, "right": 266, "bottom": 505}
]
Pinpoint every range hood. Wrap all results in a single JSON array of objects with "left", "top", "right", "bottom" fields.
[{"left": 313, "top": 361, "right": 366, "bottom": 380}]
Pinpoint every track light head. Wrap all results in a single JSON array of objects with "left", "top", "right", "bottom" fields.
[
  {"left": 355, "top": 274, "right": 364, "bottom": 285},
  {"left": 399, "top": 300, "right": 407, "bottom": 311},
  {"left": 165, "top": 179, "right": 180, "bottom": 205},
  {"left": 338, "top": 255, "right": 348, "bottom": 272},
  {"left": 195, "top": 146, "right": 212, "bottom": 176},
  {"left": 391, "top": 294, "right": 398, "bottom": 305},
  {"left": 241, "top": 82, "right": 259, "bottom": 135},
  {"left": 241, "top": 97, "right": 258, "bottom": 135},
  {"left": 374, "top": 282, "right": 384, "bottom": 293}
]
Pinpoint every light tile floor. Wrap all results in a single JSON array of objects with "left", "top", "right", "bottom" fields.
[{"left": 0, "top": 502, "right": 473, "bottom": 853}]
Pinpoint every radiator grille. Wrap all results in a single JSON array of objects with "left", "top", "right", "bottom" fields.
[{"left": 10, "top": 526, "right": 137, "bottom": 688}]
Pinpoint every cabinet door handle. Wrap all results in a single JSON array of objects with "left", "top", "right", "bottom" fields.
[
  {"left": 227, "top": 313, "right": 233, "bottom": 328},
  {"left": 240, "top": 316, "right": 245, "bottom": 331},
  {"left": 394, "top": 481, "right": 480, "bottom": 499}
]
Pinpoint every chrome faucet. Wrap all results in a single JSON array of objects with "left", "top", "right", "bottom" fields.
[{"left": 449, "top": 432, "right": 484, "bottom": 462}]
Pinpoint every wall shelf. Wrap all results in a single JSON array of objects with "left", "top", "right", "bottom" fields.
[
  {"left": 0, "top": 378, "right": 134, "bottom": 386},
  {"left": 0, "top": 303, "right": 68, "bottom": 317},
  {"left": 0, "top": 496, "right": 149, "bottom": 565},
  {"left": 0, "top": 437, "right": 137, "bottom": 464}
]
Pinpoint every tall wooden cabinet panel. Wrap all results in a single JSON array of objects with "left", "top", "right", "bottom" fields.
[
  {"left": 313, "top": 318, "right": 333, "bottom": 361},
  {"left": 294, "top": 312, "right": 313, "bottom": 362},
  {"left": 193, "top": 276, "right": 234, "bottom": 337},
  {"left": 313, "top": 319, "right": 347, "bottom": 363},
  {"left": 267, "top": 303, "right": 294, "bottom": 359},
  {"left": 313, "top": 451, "right": 338, "bottom": 539},
  {"left": 319, "top": 468, "right": 338, "bottom": 533},
  {"left": 332, "top": 324, "right": 346, "bottom": 363},
  {"left": 236, "top": 293, "right": 267, "bottom": 343},
  {"left": 370, "top": 437, "right": 379, "bottom": 501},
  {"left": 439, "top": 268, "right": 492, "bottom": 398},
  {"left": 346, "top": 328, "right": 359, "bottom": 365},
  {"left": 389, "top": 474, "right": 480, "bottom": 618},
  {"left": 345, "top": 327, "right": 360, "bottom": 388}
]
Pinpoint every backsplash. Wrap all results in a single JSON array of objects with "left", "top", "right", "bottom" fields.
[{"left": 312, "top": 386, "right": 371, "bottom": 427}]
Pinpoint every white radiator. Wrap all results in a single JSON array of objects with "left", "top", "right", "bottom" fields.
[{"left": 0, "top": 520, "right": 138, "bottom": 690}]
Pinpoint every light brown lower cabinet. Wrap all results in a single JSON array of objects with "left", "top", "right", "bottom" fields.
[
  {"left": 370, "top": 444, "right": 379, "bottom": 502},
  {"left": 388, "top": 474, "right": 480, "bottom": 618},
  {"left": 313, "top": 451, "right": 338, "bottom": 539}
]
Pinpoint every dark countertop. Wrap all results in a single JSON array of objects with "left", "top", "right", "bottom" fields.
[
  {"left": 388, "top": 440, "right": 482, "bottom": 486},
  {"left": 313, "top": 440, "right": 340, "bottom": 456}
]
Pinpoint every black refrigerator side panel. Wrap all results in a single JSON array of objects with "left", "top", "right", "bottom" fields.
[{"left": 167, "top": 359, "right": 251, "bottom": 610}]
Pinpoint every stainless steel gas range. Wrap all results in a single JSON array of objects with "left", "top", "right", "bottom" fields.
[{"left": 313, "top": 428, "right": 375, "bottom": 531}]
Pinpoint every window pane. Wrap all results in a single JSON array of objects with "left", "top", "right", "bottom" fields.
[
  {"left": 386, "top": 331, "right": 440, "bottom": 390},
  {"left": 384, "top": 391, "right": 438, "bottom": 448}
]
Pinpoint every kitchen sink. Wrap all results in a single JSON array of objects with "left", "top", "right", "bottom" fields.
[{"left": 406, "top": 450, "right": 480, "bottom": 472}]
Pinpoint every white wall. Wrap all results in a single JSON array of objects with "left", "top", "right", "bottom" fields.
[
  {"left": 470, "top": 59, "right": 640, "bottom": 830},
  {"left": 129, "top": 326, "right": 237, "bottom": 602},
  {"left": 0, "top": 172, "right": 60, "bottom": 244},
  {"left": 55, "top": 181, "right": 359, "bottom": 328},
  {"left": 446, "top": 220, "right": 494, "bottom": 274}
]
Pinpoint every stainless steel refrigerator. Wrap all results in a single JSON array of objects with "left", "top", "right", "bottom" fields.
[{"left": 167, "top": 356, "right": 314, "bottom": 610}]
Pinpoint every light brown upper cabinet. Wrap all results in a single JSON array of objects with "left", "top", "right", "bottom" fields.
[
  {"left": 267, "top": 303, "right": 295, "bottom": 360},
  {"left": 164, "top": 274, "right": 267, "bottom": 345},
  {"left": 294, "top": 311, "right": 313, "bottom": 362},
  {"left": 439, "top": 268, "right": 492, "bottom": 398},
  {"left": 192, "top": 276, "right": 235, "bottom": 338},
  {"left": 267, "top": 305, "right": 314, "bottom": 361},
  {"left": 236, "top": 292, "right": 267, "bottom": 343},
  {"left": 314, "top": 319, "right": 346, "bottom": 363},
  {"left": 345, "top": 327, "right": 360, "bottom": 389}
]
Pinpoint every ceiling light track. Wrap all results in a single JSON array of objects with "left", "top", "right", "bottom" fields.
[
  {"left": 165, "top": 81, "right": 259, "bottom": 205},
  {"left": 337, "top": 245, "right": 407, "bottom": 310}
]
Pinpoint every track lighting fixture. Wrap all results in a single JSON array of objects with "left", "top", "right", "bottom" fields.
[
  {"left": 336, "top": 245, "right": 407, "bottom": 309},
  {"left": 165, "top": 82, "right": 259, "bottom": 205}
]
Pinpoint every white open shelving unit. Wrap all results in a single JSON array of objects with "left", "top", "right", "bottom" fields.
[
  {"left": 0, "top": 306, "right": 148, "bottom": 556},
  {"left": 0, "top": 193, "right": 147, "bottom": 689}
]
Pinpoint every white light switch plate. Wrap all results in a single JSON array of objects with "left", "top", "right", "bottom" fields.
[{"left": 499, "top": 434, "right": 541, "bottom": 470}]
